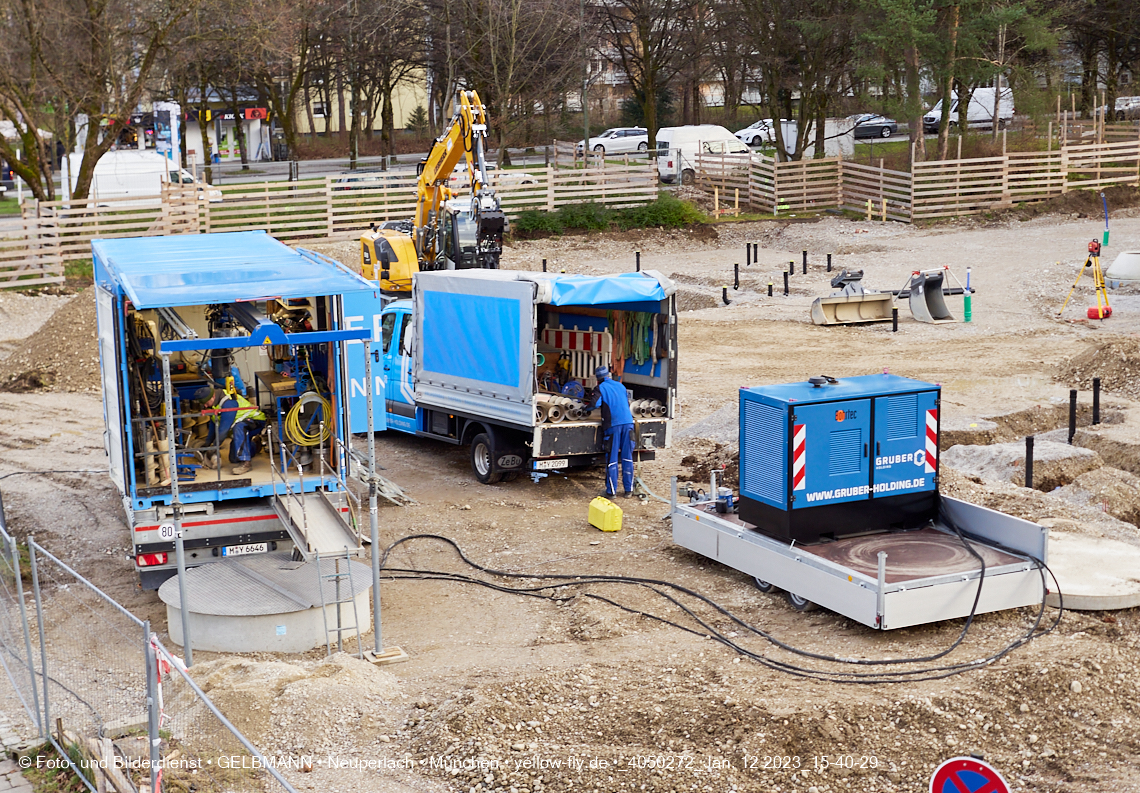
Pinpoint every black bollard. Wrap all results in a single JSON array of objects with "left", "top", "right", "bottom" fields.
[
  {"left": 542, "top": 258, "right": 547, "bottom": 272},
  {"left": 745, "top": 244, "right": 750, "bottom": 266},
  {"left": 783, "top": 271, "right": 789, "bottom": 295},
  {"left": 802, "top": 250, "right": 808, "bottom": 274},
  {"left": 827, "top": 253, "right": 832, "bottom": 272},
  {"left": 1025, "top": 436, "right": 1034, "bottom": 489},
  {"left": 1069, "top": 389, "right": 1077, "bottom": 444},
  {"left": 722, "top": 287, "right": 731, "bottom": 305},
  {"left": 752, "top": 242, "right": 758, "bottom": 264},
  {"left": 768, "top": 281, "right": 773, "bottom": 297},
  {"left": 1093, "top": 377, "right": 1101, "bottom": 425},
  {"left": 892, "top": 307, "right": 898, "bottom": 332},
  {"left": 635, "top": 251, "right": 641, "bottom": 272},
  {"left": 734, "top": 262, "right": 740, "bottom": 290},
  {"left": 788, "top": 261, "right": 794, "bottom": 276}
]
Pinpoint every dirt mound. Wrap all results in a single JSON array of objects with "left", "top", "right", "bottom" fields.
[
  {"left": 1003, "top": 185, "right": 1140, "bottom": 221},
  {"left": 679, "top": 439, "right": 739, "bottom": 489},
  {"left": 1057, "top": 337, "right": 1140, "bottom": 400},
  {"left": 1054, "top": 466, "right": 1140, "bottom": 528},
  {"left": 0, "top": 287, "right": 99, "bottom": 392},
  {"left": 943, "top": 439, "right": 1103, "bottom": 491},
  {"left": 674, "top": 286, "right": 720, "bottom": 311},
  {"left": 182, "top": 653, "right": 402, "bottom": 752}
]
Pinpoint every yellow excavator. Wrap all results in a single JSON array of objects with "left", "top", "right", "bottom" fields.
[{"left": 360, "top": 90, "right": 507, "bottom": 294}]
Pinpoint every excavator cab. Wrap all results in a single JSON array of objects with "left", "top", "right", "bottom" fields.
[{"left": 361, "top": 225, "right": 419, "bottom": 294}]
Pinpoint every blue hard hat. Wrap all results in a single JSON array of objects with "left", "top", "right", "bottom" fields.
[
  {"left": 193, "top": 385, "right": 214, "bottom": 401},
  {"left": 594, "top": 366, "right": 610, "bottom": 379}
]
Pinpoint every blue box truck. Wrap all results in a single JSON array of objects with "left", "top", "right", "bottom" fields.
[
  {"left": 93, "top": 231, "right": 376, "bottom": 588},
  {"left": 343, "top": 269, "right": 678, "bottom": 482}
]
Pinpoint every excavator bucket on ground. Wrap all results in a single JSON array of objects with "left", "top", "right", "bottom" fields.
[
  {"left": 905, "top": 270, "right": 955, "bottom": 324},
  {"left": 810, "top": 269, "right": 894, "bottom": 325}
]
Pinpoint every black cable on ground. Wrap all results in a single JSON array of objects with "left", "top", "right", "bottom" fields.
[{"left": 378, "top": 533, "right": 1062, "bottom": 684}]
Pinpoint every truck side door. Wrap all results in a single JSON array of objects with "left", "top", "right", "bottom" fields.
[{"left": 383, "top": 309, "right": 417, "bottom": 432}]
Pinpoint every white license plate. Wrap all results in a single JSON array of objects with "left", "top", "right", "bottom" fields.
[
  {"left": 534, "top": 458, "right": 569, "bottom": 470},
  {"left": 222, "top": 542, "right": 268, "bottom": 557}
]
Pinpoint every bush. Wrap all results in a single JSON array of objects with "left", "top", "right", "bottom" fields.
[
  {"left": 513, "top": 209, "right": 564, "bottom": 235},
  {"left": 510, "top": 194, "right": 704, "bottom": 237},
  {"left": 556, "top": 201, "right": 614, "bottom": 230},
  {"left": 615, "top": 192, "right": 705, "bottom": 229}
]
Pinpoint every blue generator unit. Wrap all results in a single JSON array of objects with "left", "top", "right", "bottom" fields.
[{"left": 739, "top": 373, "right": 941, "bottom": 543}]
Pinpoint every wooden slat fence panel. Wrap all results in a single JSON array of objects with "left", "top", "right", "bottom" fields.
[
  {"left": 0, "top": 212, "right": 63, "bottom": 287},
  {"left": 839, "top": 162, "right": 912, "bottom": 222},
  {"left": 1064, "top": 140, "right": 1140, "bottom": 190},
  {"left": 774, "top": 159, "right": 840, "bottom": 213},
  {"left": 1006, "top": 150, "right": 1064, "bottom": 203},
  {"left": 749, "top": 155, "right": 775, "bottom": 212},
  {"left": 912, "top": 156, "right": 1007, "bottom": 219}
]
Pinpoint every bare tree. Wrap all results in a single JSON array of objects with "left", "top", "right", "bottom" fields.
[{"left": 600, "top": 0, "right": 692, "bottom": 148}]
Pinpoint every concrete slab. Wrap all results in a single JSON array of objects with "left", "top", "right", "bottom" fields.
[{"left": 1045, "top": 532, "right": 1140, "bottom": 610}]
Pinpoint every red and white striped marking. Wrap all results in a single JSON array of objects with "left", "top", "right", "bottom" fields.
[
  {"left": 542, "top": 328, "right": 607, "bottom": 352},
  {"left": 925, "top": 408, "right": 938, "bottom": 473},
  {"left": 792, "top": 423, "right": 807, "bottom": 490}
]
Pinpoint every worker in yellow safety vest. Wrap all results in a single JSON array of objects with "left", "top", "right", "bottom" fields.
[{"left": 194, "top": 385, "right": 267, "bottom": 476}]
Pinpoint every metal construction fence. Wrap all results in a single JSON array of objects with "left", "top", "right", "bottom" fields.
[
  {"left": 695, "top": 137, "right": 1140, "bottom": 221},
  {"left": 0, "top": 492, "right": 299, "bottom": 793}
]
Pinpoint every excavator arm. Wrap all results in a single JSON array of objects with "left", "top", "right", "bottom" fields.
[{"left": 361, "top": 89, "right": 505, "bottom": 293}]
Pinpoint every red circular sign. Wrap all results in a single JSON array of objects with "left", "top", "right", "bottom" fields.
[{"left": 930, "top": 757, "right": 1009, "bottom": 793}]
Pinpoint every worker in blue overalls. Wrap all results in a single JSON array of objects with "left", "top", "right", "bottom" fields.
[
  {"left": 590, "top": 365, "right": 634, "bottom": 498},
  {"left": 195, "top": 385, "right": 266, "bottom": 476}
]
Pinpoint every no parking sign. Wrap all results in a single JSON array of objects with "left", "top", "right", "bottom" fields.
[{"left": 930, "top": 757, "right": 1010, "bottom": 793}]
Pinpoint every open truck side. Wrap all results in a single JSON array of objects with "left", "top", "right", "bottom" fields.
[
  {"left": 93, "top": 231, "right": 377, "bottom": 588},
  {"left": 344, "top": 269, "right": 677, "bottom": 482}
]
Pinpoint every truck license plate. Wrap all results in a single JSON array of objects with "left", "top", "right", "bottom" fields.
[
  {"left": 534, "top": 458, "right": 569, "bottom": 470},
  {"left": 222, "top": 542, "right": 268, "bottom": 557}
]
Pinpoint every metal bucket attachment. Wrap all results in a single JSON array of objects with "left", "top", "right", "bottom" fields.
[
  {"left": 810, "top": 269, "right": 894, "bottom": 325},
  {"left": 908, "top": 270, "right": 955, "bottom": 324}
]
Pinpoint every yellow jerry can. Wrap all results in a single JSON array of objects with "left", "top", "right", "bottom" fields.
[{"left": 588, "top": 497, "right": 623, "bottom": 532}]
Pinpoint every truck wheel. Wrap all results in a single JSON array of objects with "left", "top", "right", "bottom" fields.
[
  {"left": 786, "top": 592, "right": 818, "bottom": 612},
  {"left": 681, "top": 169, "right": 695, "bottom": 186},
  {"left": 754, "top": 577, "right": 777, "bottom": 594},
  {"left": 470, "top": 433, "right": 503, "bottom": 484}
]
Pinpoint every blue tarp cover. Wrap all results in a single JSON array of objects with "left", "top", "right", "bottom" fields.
[
  {"left": 422, "top": 291, "right": 521, "bottom": 387},
  {"left": 542, "top": 271, "right": 669, "bottom": 307},
  {"left": 92, "top": 231, "right": 375, "bottom": 308}
]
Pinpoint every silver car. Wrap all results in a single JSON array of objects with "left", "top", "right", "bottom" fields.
[{"left": 576, "top": 127, "right": 649, "bottom": 155}]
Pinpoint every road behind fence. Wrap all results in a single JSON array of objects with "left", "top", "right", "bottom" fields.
[{"left": 0, "top": 491, "right": 299, "bottom": 793}]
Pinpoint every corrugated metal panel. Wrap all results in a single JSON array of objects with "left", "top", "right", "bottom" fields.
[
  {"left": 830, "top": 428, "right": 863, "bottom": 475},
  {"left": 888, "top": 394, "right": 918, "bottom": 439},
  {"left": 742, "top": 400, "right": 785, "bottom": 503}
]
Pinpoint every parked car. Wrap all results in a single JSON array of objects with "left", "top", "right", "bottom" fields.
[
  {"left": 333, "top": 170, "right": 407, "bottom": 191},
  {"left": 734, "top": 119, "right": 778, "bottom": 147},
  {"left": 850, "top": 113, "right": 897, "bottom": 139},
  {"left": 575, "top": 127, "right": 649, "bottom": 155},
  {"left": 923, "top": 87, "right": 1014, "bottom": 133},
  {"left": 0, "top": 160, "right": 13, "bottom": 193},
  {"left": 167, "top": 169, "right": 223, "bottom": 202},
  {"left": 449, "top": 163, "right": 536, "bottom": 190}
]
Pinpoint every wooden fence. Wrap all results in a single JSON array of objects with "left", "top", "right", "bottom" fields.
[
  {"left": 1, "top": 162, "right": 657, "bottom": 286},
  {"left": 696, "top": 138, "right": 1140, "bottom": 223}
]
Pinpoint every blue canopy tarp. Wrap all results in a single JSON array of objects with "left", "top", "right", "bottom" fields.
[{"left": 92, "top": 231, "right": 375, "bottom": 309}]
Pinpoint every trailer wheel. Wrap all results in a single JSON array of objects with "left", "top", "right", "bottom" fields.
[
  {"left": 786, "top": 592, "right": 818, "bottom": 612},
  {"left": 470, "top": 433, "right": 503, "bottom": 484},
  {"left": 753, "top": 577, "right": 777, "bottom": 594}
]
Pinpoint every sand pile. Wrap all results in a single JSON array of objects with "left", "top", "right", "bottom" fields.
[
  {"left": 0, "top": 287, "right": 99, "bottom": 392},
  {"left": 1058, "top": 337, "right": 1140, "bottom": 400}
]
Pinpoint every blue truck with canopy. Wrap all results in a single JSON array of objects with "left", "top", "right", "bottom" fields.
[
  {"left": 93, "top": 231, "right": 378, "bottom": 588},
  {"left": 344, "top": 269, "right": 678, "bottom": 482}
]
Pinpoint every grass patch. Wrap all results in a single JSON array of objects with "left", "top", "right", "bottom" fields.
[
  {"left": 512, "top": 193, "right": 705, "bottom": 237},
  {"left": 64, "top": 259, "right": 93, "bottom": 285},
  {"left": 21, "top": 741, "right": 93, "bottom": 793},
  {"left": 0, "top": 196, "right": 20, "bottom": 216}
]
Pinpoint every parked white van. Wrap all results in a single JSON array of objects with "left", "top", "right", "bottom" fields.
[
  {"left": 657, "top": 125, "right": 750, "bottom": 185},
  {"left": 923, "top": 87, "right": 1014, "bottom": 134},
  {"left": 63, "top": 150, "right": 221, "bottom": 202}
]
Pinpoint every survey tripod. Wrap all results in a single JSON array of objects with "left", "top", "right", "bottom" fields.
[{"left": 1058, "top": 239, "right": 1111, "bottom": 320}]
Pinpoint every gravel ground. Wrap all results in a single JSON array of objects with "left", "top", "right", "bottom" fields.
[{"left": 3, "top": 210, "right": 1140, "bottom": 792}]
